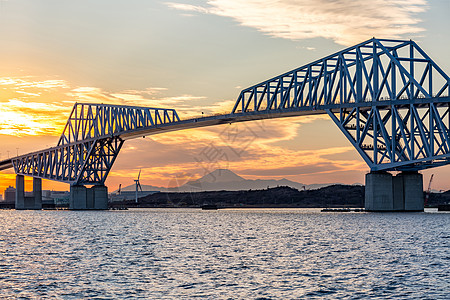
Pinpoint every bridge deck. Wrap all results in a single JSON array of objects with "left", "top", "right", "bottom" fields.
[{"left": 0, "top": 159, "right": 12, "bottom": 171}]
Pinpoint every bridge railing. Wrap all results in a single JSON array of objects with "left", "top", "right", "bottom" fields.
[
  {"left": 231, "top": 38, "right": 450, "bottom": 114},
  {"left": 58, "top": 103, "right": 180, "bottom": 145}
]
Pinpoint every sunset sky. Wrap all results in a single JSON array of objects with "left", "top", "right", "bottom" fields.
[{"left": 1, "top": 0, "right": 450, "bottom": 194}]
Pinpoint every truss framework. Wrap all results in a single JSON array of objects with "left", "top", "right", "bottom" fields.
[
  {"left": 232, "top": 38, "right": 449, "bottom": 113},
  {"left": 59, "top": 103, "right": 180, "bottom": 145},
  {"left": 12, "top": 104, "right": 179, "bottom": 185},
  {"left": 327, "top": 102, "right": 450, "bottom": 171},
  {"left": 232, "top": 38, "right": 450, "bottom": 171}
]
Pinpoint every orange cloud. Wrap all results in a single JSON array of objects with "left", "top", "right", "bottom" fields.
[{"left": 0, "top": 100, "right": 69, "bottom": 136}]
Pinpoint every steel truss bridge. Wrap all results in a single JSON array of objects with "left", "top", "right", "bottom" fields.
[{"left": 1, "top": 38, "right": 449, "bottom": 186}]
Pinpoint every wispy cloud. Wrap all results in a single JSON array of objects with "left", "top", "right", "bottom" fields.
[
  {"left": 0, "top": 77, "right": 69, "bottom": 89},
  {"left": 167, "top": 0, "right": 428, "bottom": 45},
  {"left": 70, "top": 86, "right": 225, "bottom": 118}
]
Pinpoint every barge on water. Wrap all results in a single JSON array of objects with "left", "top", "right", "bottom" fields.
[{"left": 321, "top": 208, "right": 365, "bottom": 212}]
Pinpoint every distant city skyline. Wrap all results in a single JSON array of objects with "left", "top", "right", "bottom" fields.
[{"left": 1, "top": 0, "right": 449, "bottom": 192}]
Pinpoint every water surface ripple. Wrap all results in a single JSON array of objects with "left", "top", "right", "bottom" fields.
[{"left": 0, "top": 208, "right": 448, "bottom": 299}]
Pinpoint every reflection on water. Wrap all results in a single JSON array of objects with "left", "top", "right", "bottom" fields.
[{"left": 0, "top": 208, "right": 449, "bottom": 298}]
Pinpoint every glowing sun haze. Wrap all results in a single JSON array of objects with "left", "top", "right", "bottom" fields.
[{"left": 0, "top": 0, "right": 449, "bottom": 194}]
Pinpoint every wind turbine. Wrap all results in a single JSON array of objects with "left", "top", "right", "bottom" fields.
[{"left": 134, "top": 169, "right": 143, "bottom": 203}]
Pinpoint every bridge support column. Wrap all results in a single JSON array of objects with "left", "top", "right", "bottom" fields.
[
  {"left": 70, "top": 185, "right": 87, "bottom": 210},
  {"left": 15, "top": 175, "right": 25, "bottom": 210},
  {"left": 70, "top": 185, "right": 108, "bottom": 210},
  {"left": 92, "top": 185, "right": 108, "bottom": 209},
  {"left": 365, "top": 172, "right": 394, "bottom": 211},
  {"left": 15, "top": 176, "right": 42, "bottom": 210},
  {"left": 395, "top": 172, "right": 423, "bottom": 211},
  {"left": 32, "top": 177, "right": 43, "bottom": 210},
  {"left": 365, "top": 172, "right": 423, "bottom": 212}
]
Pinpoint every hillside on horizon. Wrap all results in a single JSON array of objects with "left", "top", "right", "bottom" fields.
[{"left": 115, "top": 168, "right": 347, "bottom": 193}]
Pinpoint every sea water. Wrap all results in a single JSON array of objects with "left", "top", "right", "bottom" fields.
[{"left": 0, "top": 208, "right": 448, "bottom": 299}]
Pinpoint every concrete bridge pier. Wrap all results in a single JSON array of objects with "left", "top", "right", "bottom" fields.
[
  {"left": 15, "top": 175, "right": 42, "bottom": 210},
  {"left": 69, "top": 185, "right": 108, "bottom": 210},
  {"left": 365, "top": 171, "right": 423, "bottom": 212}
]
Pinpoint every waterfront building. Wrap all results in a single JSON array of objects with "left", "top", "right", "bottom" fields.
[
  {"left": 49, "top": 191, "right": 70, "bottom": 206},
  {"left": 4, "top": 186, "right": 16, "bottom": 202}
]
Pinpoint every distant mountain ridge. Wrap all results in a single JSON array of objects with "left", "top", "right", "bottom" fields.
[{"left": 115, "top": 168, "right": 343, "bottom": 193}]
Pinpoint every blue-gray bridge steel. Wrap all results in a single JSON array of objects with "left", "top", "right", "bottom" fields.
[{"left": 1, "top": 38, "right": 449, "bottom": 185}]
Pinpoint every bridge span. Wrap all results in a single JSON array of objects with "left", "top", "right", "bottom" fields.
[{"left": 1, "top": 38, "right": 449, "bottom": 211}]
